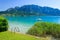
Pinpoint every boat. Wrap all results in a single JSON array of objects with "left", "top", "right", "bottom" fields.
[{"left": 37, "top": 18, "right": 42, "bottom": 21}]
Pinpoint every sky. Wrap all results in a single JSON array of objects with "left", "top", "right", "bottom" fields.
[{"left": 0, "top": 0, "right": 60, "bottom": 11}]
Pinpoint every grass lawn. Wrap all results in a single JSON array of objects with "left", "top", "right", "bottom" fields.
[
  {"left": 0, "top": 31, "right": 41, "bottom": 40},
  {"left": 0, "top": 31, "right": 52, "bottom": 40}
]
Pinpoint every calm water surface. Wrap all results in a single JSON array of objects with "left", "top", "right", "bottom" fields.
[{"left": 5, "top": 16, "right": 60, "bottom": 33}]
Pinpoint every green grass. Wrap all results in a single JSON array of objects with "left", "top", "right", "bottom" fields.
[{"left": 0, "top": 31, "right": 42, "bottom": 40}]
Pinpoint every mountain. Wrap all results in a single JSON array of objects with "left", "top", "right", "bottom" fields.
[{"left": 0, "top": 5, "right": 60, "bottom": 16}]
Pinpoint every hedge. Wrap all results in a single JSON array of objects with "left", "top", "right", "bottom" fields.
[{"left": 27, "top": 22, "right": 60, "bottom": 38}]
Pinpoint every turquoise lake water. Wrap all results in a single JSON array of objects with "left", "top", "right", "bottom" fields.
[{"left": 5, "top": 16, "right": 60, "bottom": 33}]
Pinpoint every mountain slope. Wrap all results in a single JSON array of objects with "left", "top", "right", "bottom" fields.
[{"left": 0, "top": 5, "right": 60, "bottom": 16}]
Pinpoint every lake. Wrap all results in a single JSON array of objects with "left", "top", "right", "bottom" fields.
[{"left": 5, "top": 16, "right": 60, "bottom": 33}]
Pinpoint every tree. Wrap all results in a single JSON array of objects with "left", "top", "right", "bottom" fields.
[{"left": 0, "top": 16, "right": 8, "bottom": 32}]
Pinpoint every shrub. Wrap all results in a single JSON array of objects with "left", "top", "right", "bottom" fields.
[
  {"left": 0, "top": 16, "right": 8, "bottom": 32},
  {"left": 27, "top": 22, "right": 60, "bottom": 38}
]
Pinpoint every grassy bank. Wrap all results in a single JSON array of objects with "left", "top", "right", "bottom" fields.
[
  {"left": 0, "top": 31, "right": 53, "bottom": 40},
  {"left": 0, "top": 31, "right": 40, "bottom": 40}
]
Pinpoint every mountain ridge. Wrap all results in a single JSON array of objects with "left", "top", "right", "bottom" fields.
[{"left": 0, "top": 5, "right": 60, "bottom": 16}]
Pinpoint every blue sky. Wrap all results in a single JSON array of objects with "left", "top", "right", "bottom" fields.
[{"left": 0, "top": 0, "right": 60, "bottom": 11}]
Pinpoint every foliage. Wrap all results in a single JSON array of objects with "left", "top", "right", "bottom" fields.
[
  {"left": 27, "top": 22, "right": 60, "bottom": 38},
  {"left": 0, "top": 16, "right": 8, "bottom": 32}
]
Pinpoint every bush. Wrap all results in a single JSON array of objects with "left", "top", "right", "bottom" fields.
[
  {"left": 0, "top": 16, "right": 8, "bottom": 32},
  {"left": 27, "top": 22, "right": 60, "bottom": 38}
]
